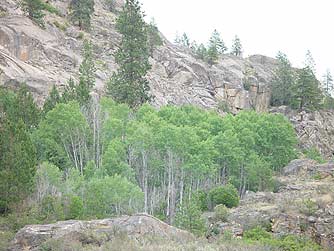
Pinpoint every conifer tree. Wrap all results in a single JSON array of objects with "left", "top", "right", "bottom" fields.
[
  {"left": 77, "top": 40, "right": 96, "bottom": 105},
  {"left": 21, "top": 0, "right": 45, "bottom": 26},
  {"left": 107, "top": 0, "right": 151, "bottom": 108},
  {"left": 291, "top": 66, "right": 323, "bottom": 112},
  {"left": 70, "top": 0, "right": 94, "bottom": 30},
  {"left": 322, "top": 69, "right": 333, "bottom": 95},
  {"left": 270, "top": 52, "right": 295, "bottom": 106},
  {"left": 231, "top": 35, "right": 242, "bottom": 57},
  {"left": 146, "top": 19, "right": 163, "bottom": 56},
  {"left": 43, "top": 85, "right": 61, "bottom": 115},
  {"left": 207, "top": 30, "right": 226, "bottom": 65}
]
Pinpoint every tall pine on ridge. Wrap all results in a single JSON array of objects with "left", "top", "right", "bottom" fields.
[{"left": 107, "top": 0, "right": 151, "bottom": 108}]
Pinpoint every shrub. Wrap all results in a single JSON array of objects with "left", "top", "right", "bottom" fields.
[
  {"left": 66, "top": 195, "right": 83, "bottom": 220},
  {"left": 303, "top": 147, "right": 325, "bottom": 164},
  {"left": 208, "top": 184, "right": 239, "bottom": 209},
  {"left": 191, "top": 190, "right": 208, "bottom": 211},
  {"left": 174, "top": 201, "right": 205, "bottom": 236},
  {"left": 244, "top": 227, "right": 272, "bottom": 241},
  {"left": 299, "top": 199, "right": 318, "bottom": 216},
  {"left": 214, "top": 204, "right": 229, "bottom": 222}
]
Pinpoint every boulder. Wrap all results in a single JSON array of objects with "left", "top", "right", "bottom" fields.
[{"left": 9, "top": 214, "right": 194, "bottom": 251}]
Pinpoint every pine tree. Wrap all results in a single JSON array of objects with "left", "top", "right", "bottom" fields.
[
  {"left": 43, "top": 85, "right": 61, "bottom": 115},
  {"left": 322, "top": 69, "right": 333, "bottom": 96},
  {"left": 270, "top": 52, "right": 295, "bottom": 106},
  {"left": 107, "top": 0, "right": 151, "bottom": 108},
  {"left": 62, "top": 78, "right": 77, "bottom": 103},
  {"left": 291, "top": 66, "right": 323, "bottom": 112},
  {"left": 70, "top": 0, "right": 94, "bottom": 30},
  {"left": 231, "top": 35, "right": 242, "bottom": 57},
  {"left": 209, "top": 29, "right": 227, "bottom": 55},
  {"left": 21, "top": 0, "right": 46, "bottom": 26},
  {"left": 175, "top": 33, "right": 190, "bottom": 48},
  {"left": 16, "top": 85, "right": 41, "bottom": 130},
  {"left": 207, "top": 30, "right": 226, "bottom": 65},
  {"left": 77, "top": 39, "right": 96, "bottom": 105},
  {"left": 146, "top": 19, "right": 163, "bottom": 56}
]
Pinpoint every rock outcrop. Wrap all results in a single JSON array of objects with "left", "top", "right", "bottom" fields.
[
  {"left": 208, "top": 159, "right": 334, "bottom": 250},
  {"left": 271, "top": 106, "right": 334, "bottom": 158},
  {"left": 0, "top": 0, "right": 275, "bottom": 112},
  {"left": 10, "top": 214, "right": 194, "bottom": 251}
]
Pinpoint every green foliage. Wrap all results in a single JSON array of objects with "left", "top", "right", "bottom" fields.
[
  {"left": 0, "top": 87, "right": 38, "bottom": 213},
  {"left": 174, "top": 201, "right": 205, "bottom": 235},
  {"left": 244, "top": 227, "right": 321, "bottom": 251},
  {"left": 231, "top": 35, "right": 242, "bottom": 56},
  {"left": 146, "top": 19, "right": 163, "bottom": 55},
  {"left": 84, "top": 175, "right": 143, "bottom": 218},
  {"left": 66, "top": 195, "right": 84, "bottom": 219},
  {"left": 206, "top": 29, "right": 226, "bottom": 65},
  {"left": 69, "top": 0, "right": 94, "bottom": 30},
  {"left": 192, "top": 190, "right": 208, "bottom": 211},
  {"left": 303, "top": 147, "right": 325, "bottom": 164},
  {"left": 270, "top": 52, "right": 295, "bottom": 106},
  {"left": 175, "top": 32, "right": 190, "bottom": 47},
  {"left": 299, "top": 199, "right": 318, "bottom": 216},
  {"left": 20, "top": 0, "right": 60, "bottom": 27},
  {"left": 214, "top": 204, "right": 229, "bottom": 222},
  {"left": 291, "top": 66, "right": 323, "bottom": 112},
  {"left": 77, "top": 40, "right": 96, "bottom": 105},
  {"left": 208, "top": 184, "right": 239, "bottom": 209},
  {"left": 33, "top": 101, "right": 90, "bottom": 171},
  {"left": 20, "top": 0, "right": 46, "bottom": 26},
  {"left": 107, "top": 0, "right": 151, "bottom": 108},
  {"left": 43, "top": 85, "right": 61, "bottom": 115},
  {"left": 244, "top": 227, "right": 272, "bottom": 241}
]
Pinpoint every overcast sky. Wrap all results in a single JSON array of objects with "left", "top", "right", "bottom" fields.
[{"left": 141, "top": 0, "right": 333, "bottom": 79}]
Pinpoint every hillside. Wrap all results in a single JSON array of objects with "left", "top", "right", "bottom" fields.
[
  {"left": 0, "top": 0, "right": 276, "bottom": 112},
  {"left": 1, "top": 1, "right": 334, "bottom": 251}
]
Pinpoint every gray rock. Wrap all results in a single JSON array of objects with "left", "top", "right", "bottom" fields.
[
  {"left": 282, "top": 159, "right": 316, "bottom": 176},
  {"left": 9, "top": 214, "right": 194, "bottom": 251}
]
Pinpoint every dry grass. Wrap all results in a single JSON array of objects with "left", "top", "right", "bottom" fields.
[{"left": 38, "top": 233, "right": 277, "bottom": 251}]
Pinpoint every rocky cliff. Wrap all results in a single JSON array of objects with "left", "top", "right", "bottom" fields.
[
  {"left": 206, "top": 159, "right": 334, "bottom": 250},
  {"left": 0, "top": 0, "right": 276, "bottom": 112}
]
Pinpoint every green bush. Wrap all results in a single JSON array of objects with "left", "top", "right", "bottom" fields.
[
  {"left": 303, "top": 147, "right": 325, "bottom": 164},
  {"left": 174, "top": 201, "right": 205, "bottom": 236},
  {"left": 214, "top": 204, "right": 229, "bottom": 222},
  {"left": 191, "top": 190, "right": 208, "bottom": 211},
  {"left": 40, "top": 195, "right": 64, "bottom": 221},
  {"left": 299, "top": 199, "right": 318, "bottom": 216},
  {"left": 208, "top": 184, "right": 239, "bottom": 209},
  {"left": 243, "top": 226, "right": 272, "bottom": 241},
  {"left": 66, "top": 195, "right": 83, "bottom": 220}
]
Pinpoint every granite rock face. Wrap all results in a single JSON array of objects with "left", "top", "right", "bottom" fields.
[
  {"left": 0, "top": 0, "right": 274, "bottom": 112},
  {"left": 208, "top": 159, "right": 334, "bottom": 250},
  {"left": 9, "top": 214, "right": 194, "bottom": 251}
]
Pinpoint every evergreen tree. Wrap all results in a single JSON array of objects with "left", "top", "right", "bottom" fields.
[
  {"left": 62, "top": 78, "right": 77, "bottom": 103},
  {"left": 207, "top": 30, "right": 226, "bottom": 65},
  {"left": 175, "top": 32, "right": 191, "bottom": 48},
  {"left": 77, "top": 39, "right": 96, "bottom": 105},
  {"left": 16, "top": 85, "right": 41, "bottom": 130},
  {"left": 20, "top": 0, "right": 45, "bottom": 26},
  {"left": 270, "top": 52, "right": 295, "bottom": 106},
  {"left": 209, "top": 29, "right": 227, "bottom": 55},
  {"left": 322, "top": 69, "right": 333, "bottom": 96},
  {"left": 231, "top": 35, "right": 242, "bottom": 57},
  {"left": 70, "top": 0, "right": 94, "bottom": 30},
  {"left": 146, "top": 19, "right": 163, "bottom": 56},
  {"left": 291, "top": 66, "right": 323, "bottom": 112},
  {"left": 107, "top": 0, "right": 151, "bottom": 108},
  {"left": 43, "top": 85, "right": 61, "bottom": 115},
  {"left": 0, "top": 88, "right": 37, "bottom": 213}
]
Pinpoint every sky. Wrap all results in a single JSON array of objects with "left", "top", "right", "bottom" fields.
[{"left": 141, "top": 0, "right": 334, "bottom": 79}]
